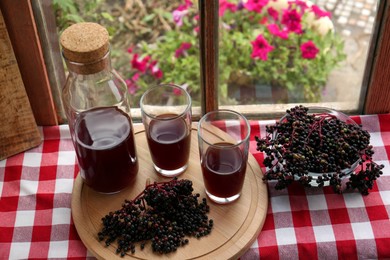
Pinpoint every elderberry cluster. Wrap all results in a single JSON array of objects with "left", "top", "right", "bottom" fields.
[
  {"left": 98, "top": 178, "right": 213, "bottom": 256},
  {"left": 255, "top": 105, "right": 384, "bottom": 195}
]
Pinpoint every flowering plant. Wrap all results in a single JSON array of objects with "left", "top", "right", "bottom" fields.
[{"left": 124, "top": 0, "right": 346, "bottom": 105}]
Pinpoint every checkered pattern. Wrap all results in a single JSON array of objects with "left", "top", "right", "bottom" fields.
[
  {"left": 1, "top": 115, "right": 390, "bottom": 259},
  {"left": 242, "top": 114, "right": 390, "bottom": 259}
]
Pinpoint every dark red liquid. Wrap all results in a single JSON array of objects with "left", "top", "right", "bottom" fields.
[
  {"left": 74, "top": 107, "right": 138, "bottom": 193},
  {"left": 146, "top": 114, "right": 191, "bottom": 171},
  {"left": 201, "top": 143, "right": 246, "bottom": 198}
]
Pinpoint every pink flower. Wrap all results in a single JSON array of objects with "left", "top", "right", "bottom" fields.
[
  {"left": 132, "top": 72, "right": 140, "bottom": 81},
  {"left": 173, "top": 9, "right": 189, "bottom": 27},
  {"left": 131, "top": 54, "right": 150, "bottom": 73},
  {"left": 176, "top": 2, "right": 191, "bottom": 11},
  {"left": 267, "top": 24, "right": 288, "bottom": 39},
  {"left": 311, "top": 5, "right": 332, "bottom": 18},
  {"left": 281, "top": 9, "right": 302, "bottom": 34},
  {"left": 245, "top": 0, "right": 269, "bottom": 13},
  {"left": 251, "top": 34, "right": 274, "bottom": 61},
  {"left": 149, "top": 60, "right": 163, "bottom": 79},
  {"left": 125, "top": 73, "right": 140, "bottom": 94},
  {"left": 173, "top": 87, "right": 183, "bottom": 96},
  {"left": 172, "top": 1, "right": 193, "bottom": 27},
  {"left": 175, "top": 42, "right": 192, "bottom": 58},
  {"left": 219, "top": 0, "right": 237, "bottom": 16},
  {"left": 259, "top": 16, "right": 268, "bottom": 25},
  {"left": 127, "top": 45, "right": 133, "bottom": 54},
  {"left": 173, "top": 3, "right": 190, "bottom": 27},
  {"left": 292, "top": 0, "right": 309, "bottom": 12},
  {"left": 267, "top": 7, "right": 279, "bottom": 21},
  {"left": 300, "top": 41, "right": 319, "bottom": 59},
  {"left": 184, "top": 0, "right": 193, "bottom": 7}
]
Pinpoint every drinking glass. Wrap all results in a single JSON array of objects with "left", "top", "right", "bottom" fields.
[
  {"left": 140, "top": 84, "right": 192, "bottom": 177},
  {"left": 197, "top": 110, "right": 250, "bottom": 204}
]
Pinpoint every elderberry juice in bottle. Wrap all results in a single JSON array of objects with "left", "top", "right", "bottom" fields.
[
  {"left": 60, "top": 22, "right": 138, "bottom": 193},
  {"left": 75, "top": 107, "right": 138, "bottom": 193}
]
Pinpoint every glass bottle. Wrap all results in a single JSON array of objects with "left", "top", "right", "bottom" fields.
[{"left": 60, "top": 22, "right": 138, "bottom": 193}]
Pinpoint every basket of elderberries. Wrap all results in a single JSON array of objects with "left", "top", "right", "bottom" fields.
[{"left": 255, "top": 105, "right": 384, "bottom": 195}]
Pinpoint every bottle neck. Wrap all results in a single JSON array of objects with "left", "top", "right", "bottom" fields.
[{"left": 63, "top": 50, "right": 112, "bottom": 76}]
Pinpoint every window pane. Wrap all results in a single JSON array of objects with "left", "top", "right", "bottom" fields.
[
  {"left": 54, "top": 1, "right": 201, "bottom": 113},
  {"left": 217, "top": 0, "right": 378, "bottom": 115}
]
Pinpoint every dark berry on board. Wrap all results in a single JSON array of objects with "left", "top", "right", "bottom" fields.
[{"left": 98, "top": 178, "right": 213, "bottom": 256}]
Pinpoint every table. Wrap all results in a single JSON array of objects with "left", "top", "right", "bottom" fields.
[{"left": 1, "top": 114, "right": 389, "bottom": 259}]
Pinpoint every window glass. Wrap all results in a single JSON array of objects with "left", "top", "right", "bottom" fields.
[
  {"left": 217, "top": 0, "right": 378, "bottom": 113},
  {"left": 54, "top": 0, "right": 201, "bottom": 109},
  {"left": 54, "top": 0, "right": 378, "bottom": 115}
]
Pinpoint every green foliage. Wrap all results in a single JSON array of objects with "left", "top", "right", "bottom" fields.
[
  {"left": 53, "top": 0, "right": 114, "bottom": 34},
  {"left": 219, "top": 2, "right": 346, "bottom": 102},
  {"left": 125, "top": 0, "right": 346, "bottom": 105},
  {"left": 53, "top": 0, "right": 77, "bottom": 14},
  {"left": 55, "top": 1, "right": 346, "bottom": 105}
]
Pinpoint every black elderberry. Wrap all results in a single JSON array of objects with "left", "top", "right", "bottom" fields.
[
  {"left": 98, "top": 178, "right": 213, "bottom": 256},
  {"left": 255, "top": 105, "right": 384, "bottom": 195}
]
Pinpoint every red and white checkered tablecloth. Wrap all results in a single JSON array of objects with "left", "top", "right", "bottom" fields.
[{"left": 1, "top": 114, "right": 390, "bottom": 259}]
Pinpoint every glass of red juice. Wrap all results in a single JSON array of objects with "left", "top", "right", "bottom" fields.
[
  {"left": 197, "top": 110, "right": 250, "bottom": 204},
  {"left": 140, "top": 84, "right": 192, "bottom": 177}
]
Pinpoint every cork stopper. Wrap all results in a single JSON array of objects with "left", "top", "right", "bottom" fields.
[{"left": 60, "top": 22, "right": 110, "bottom": 74}]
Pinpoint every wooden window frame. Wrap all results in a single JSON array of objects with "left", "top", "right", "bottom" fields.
[
  {"left": 1, "top": 0, "right": 389, "bottom": 126},
  {"left": 0, "top": 0, "right": 59, "bottom": 126},
  {"left": 363, "top": 0, "right": 390, "bottom": 114}
]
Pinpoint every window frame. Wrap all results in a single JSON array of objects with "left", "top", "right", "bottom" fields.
[
  {"left": 0, "top": 0, "right": 59, "bottom": 126},
  {"left": 362, "top": 0, "right": 390, "bottom": 114},
  {"left": 1, "top": 0, "right": 389, "bottom": 126}
]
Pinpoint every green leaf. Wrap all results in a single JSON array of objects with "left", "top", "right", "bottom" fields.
[
  {"left": 64, "top": 14, "right": 84, "bottom": 23},
  {"left": 53, "top": 0, "right": 77, "bottom": 14},
  {"left": 143, "top": 14, "right": 156, "bottom": 23},
  {"left": 101, "top": 12, "right": 114, "bottom": 22}
]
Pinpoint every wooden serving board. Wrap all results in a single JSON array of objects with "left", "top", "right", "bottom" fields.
[{"left": 71, "top": 123, "right": 268, "bottom": 259}]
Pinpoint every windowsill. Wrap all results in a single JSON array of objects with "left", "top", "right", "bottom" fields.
[{"left": 131, "top": 101, "right": 358, "bottom": 122}]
